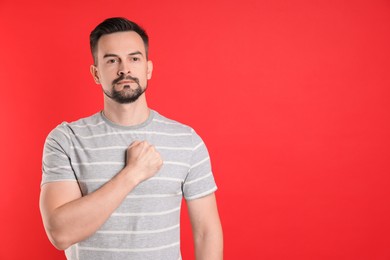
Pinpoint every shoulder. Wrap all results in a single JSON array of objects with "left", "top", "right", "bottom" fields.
[
  {"left": 47, "top": 112, "right": 102, "bottom": 140},
  {"left": 151, "top": 110, "right": 206, "bottom": 147},
  {"left": 151, "top": 110, "right": 194, "bottom": 134}
]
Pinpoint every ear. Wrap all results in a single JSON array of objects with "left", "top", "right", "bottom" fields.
[
  {"left": 147, "top": 60, "right": 153, "bottom": 80},
  {"left": 90, "top": 65, "right": 100, "bottom": 84}
]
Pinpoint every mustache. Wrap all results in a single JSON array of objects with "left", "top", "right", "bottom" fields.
[{"left": 112, "top": 74, "right": 140, "bottom": 85}]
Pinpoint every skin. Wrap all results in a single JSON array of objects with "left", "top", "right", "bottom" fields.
[{"left": 40, "top": 31, "right": 223, "bottom": 259}]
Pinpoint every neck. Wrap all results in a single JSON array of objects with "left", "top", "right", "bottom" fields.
[{"left": 103, "top": 94, "right": 150, "bottom": 126}]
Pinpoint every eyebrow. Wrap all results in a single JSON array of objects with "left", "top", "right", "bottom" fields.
[
  {"left": 103, "top": 51, "right": 144, "bottom": 59},
  {"left": 128, "top": 51, "right": 143, "bottom": 56}
]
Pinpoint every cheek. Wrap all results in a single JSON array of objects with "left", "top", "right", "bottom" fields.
[
  {"left": 99, "top": 69, "right": 117, "bottom": 81},
  {"left": 134, "top": 67, "right": 150, "bottom": 82}
]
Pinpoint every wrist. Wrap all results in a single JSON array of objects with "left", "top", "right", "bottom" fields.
[{"left": 121, "top": 165, "right": 143, "bottom": 186}]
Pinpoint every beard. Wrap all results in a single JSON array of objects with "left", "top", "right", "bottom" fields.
[{"left": 103, "top": 75, "right": 147, "bottom": 104}]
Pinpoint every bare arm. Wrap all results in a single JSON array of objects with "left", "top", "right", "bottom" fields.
[
  {"left": 39, "top": 141, "right": 162, "bottom": 250},
  {"left": 187, "top": 193, "right": 223, "bottom": 260}
]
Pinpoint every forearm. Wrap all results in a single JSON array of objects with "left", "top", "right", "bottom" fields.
[
  {"left": 194, "top": 223, "right": 223, "bottom": 260},
  {"left": 43, "top": 167, "right": 139, "bottom": 250}
]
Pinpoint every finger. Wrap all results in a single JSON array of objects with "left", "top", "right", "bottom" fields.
[{"left": 129, "top": 140, "right": 142, "bottom": 148}]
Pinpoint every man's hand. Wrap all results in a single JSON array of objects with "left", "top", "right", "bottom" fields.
[{"left": 125, "top": 141, "right": 163, "bottom": 183}]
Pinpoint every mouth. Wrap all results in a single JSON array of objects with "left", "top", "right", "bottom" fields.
[
  {"left": 113, "top": 75, "right": 140, "bottom": 87},
  {"left": 117, "top": 80, "right": 135, "bottom": 85}
]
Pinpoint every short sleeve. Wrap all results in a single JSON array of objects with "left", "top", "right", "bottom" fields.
[
  {"left": 182, "top": 129, "right": 217, "bottom": 200},
  {"left": 41, "top": 124, "right": 77, "bottom": 186}
]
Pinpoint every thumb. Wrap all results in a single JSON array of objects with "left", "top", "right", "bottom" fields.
[{"left": 129, "top": 140, "right": 142, "bottom": 148}]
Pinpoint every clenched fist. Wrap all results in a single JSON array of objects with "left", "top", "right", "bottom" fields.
[{"left": 124, "top": 141, "right": 163, "bottom": 183}]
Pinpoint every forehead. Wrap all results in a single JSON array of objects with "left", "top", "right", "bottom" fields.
[{"left": 96, "top": 31, "right": 146, "bottom": 58}]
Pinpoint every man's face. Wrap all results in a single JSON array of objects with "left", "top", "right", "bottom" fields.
[{"left": 91, "top": 31, "right": 152, "bottom": 104}]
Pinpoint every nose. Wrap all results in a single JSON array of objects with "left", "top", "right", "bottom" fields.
[{"left": 117, "top": 61, "right": 131, "bottom": 76}]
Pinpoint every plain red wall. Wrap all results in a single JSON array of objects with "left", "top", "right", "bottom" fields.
[{"left": 1, "top": 0, "right": 389, "bottom": 259}]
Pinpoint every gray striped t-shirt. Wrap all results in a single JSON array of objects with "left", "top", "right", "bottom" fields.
[{"left": 41, "top": 110, "right": 217, "bottom": 260}]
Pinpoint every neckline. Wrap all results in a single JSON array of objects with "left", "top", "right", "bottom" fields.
[{"left": 99, "top": 110, "right": 155, "bottom": 130}]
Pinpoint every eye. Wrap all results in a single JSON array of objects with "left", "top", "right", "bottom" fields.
[
  {"left": 131, "top": 57, "right": 140, "bottom": 62},
  {"left": 107, "top": 59, "right": 117, "bottom": 64}
]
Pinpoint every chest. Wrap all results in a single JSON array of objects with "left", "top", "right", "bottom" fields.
[{"left": 69, "top": 134, "right": 193, "bottom": 196}]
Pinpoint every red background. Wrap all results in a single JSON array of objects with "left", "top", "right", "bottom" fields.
[{"left": 1, "top": 0, "right": 390, "bottom": 259}]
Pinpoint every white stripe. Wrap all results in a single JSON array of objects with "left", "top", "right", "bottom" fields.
[
  {"left": 127, "top": 192, "right": 182, "bottom": 199},
  {"left": 152, "top": 118, "right": 180, "bottom": 125},
  {"left": 185, "top": 187, "right": 217, "bottom": 200},
  {"left": 97, "top": 224, "right": 180, "bottom": 235},
  {"left": 43, "top": 151, "right": 67, "bottom": 158},
  {"left": 184, "top": 172, "right": 212, "bottom": 185},
  {"left": 78, "top": 241, "right": 179, "bottom": 253},
  {"left": 71, "top": 131, "right": 191, "bottom": 139},
  {"left": 70, "top": 145, "right": 192, "bottom": 152},
  {"left": 73, "top": 162, "right": 123, "bottom": 166},
  {"left": 70, "top": 122, "right": 105, "bottom": 128},
  {"left": 112, "top": 207, "right": 180, "bottom": 217},
  {"left": 71, "top": 145, "right": 126, "bottom": 151},
  {"left": 193, "top": 141, "right": 204, "bottom": 151},
  {"left": 82, "top": 177, "right": 184, "bottom": 184},
  {"left": 156, "top": 146, "right": 193, "bottom": 151},
  {"left": 44, "top": 165, "right": 72, "bottom": 171},
  {"left": 82, "top": 179, "right": 109, "bottom": 183},
  {"left": 191, "top": 157, "right": 210, "bottom": 169},
  {"left": 151, "top": 177, "right": 183, "bottom": 182},
  {"left": 164, "top": 161, "right": 191, "bottom": 168},
  {"left": 43, "top": 152, "right": 68, "bottom": 161},
  {"left": 41, "top": 179, "right": 77, "bottom": 185}
]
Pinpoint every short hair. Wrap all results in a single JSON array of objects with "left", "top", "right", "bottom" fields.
[{"left": 90, "top": 17, "right": 149, "bottom": 64}]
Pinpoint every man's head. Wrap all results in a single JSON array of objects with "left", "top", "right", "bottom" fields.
[
  {"left": 89, "top": 18, "right": 153, "bottom": 105},
  {"left": 90, "top": 17, "right": 149, "bottom": 65}
]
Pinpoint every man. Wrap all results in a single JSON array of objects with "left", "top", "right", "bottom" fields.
[{"left": 40, "top": 17, "right": 223, "bottom": 260}]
